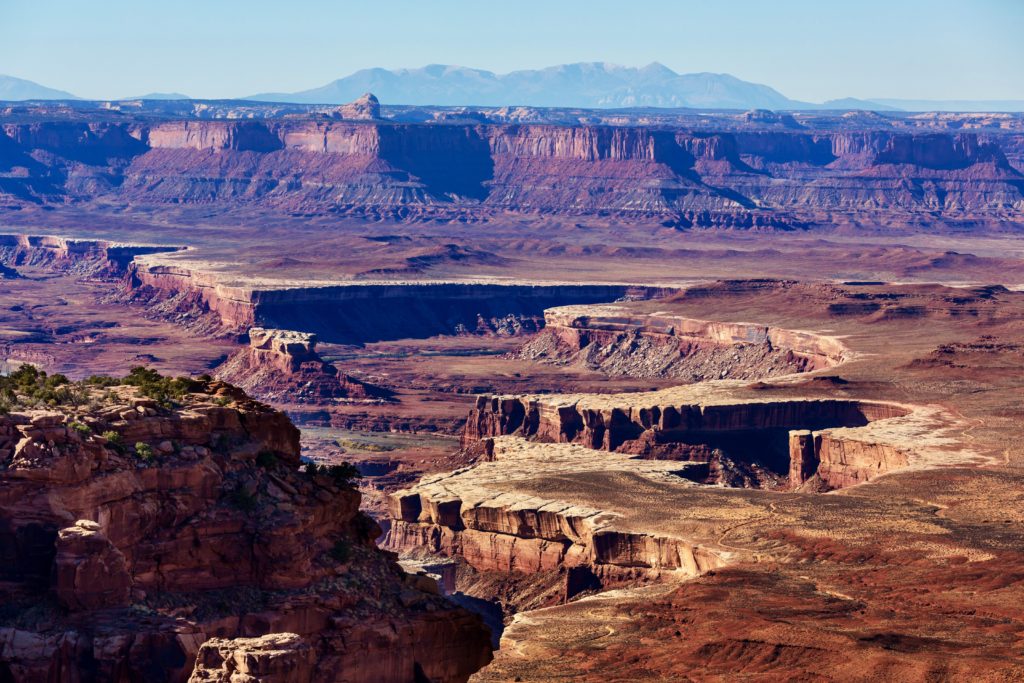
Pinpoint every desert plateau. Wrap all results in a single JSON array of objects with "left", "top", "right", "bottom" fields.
[{"left": 2, "top": 2, "right": 1024, "bottom": 680}]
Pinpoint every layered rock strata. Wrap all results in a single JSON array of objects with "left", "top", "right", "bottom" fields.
[
  {"left": 461, "top": 384, "right": 919, "bottom": 490},
  {"left": 388, "top": 382, "right": 967, "bottom": 610},
  {"left": 516, "top": 304, "right": 848, "bottom": 380},
  {"left": 0, "top": 381, "right": 491, "bottom": 682},
  {"left": 215, "top": 327, "right": 391, "bottom": 403},
  {"left": 3, "top": 113, "right": 1022, "bottom": 225},
  {"left": 388, "top": 437, "right": 728, "bottom": 582},
  {"left": 0, "top": 233, "right": 179, "bottom": 278},
  {"left": 123, "top": 261, "right": 668, "bottom": 342}
]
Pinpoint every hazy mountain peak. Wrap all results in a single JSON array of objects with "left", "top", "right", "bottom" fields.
[
  {"left": 243, "top": 63, "right": 804, "bottom": 109},
  {"left": 0, "top": 74, "right": 77, "bottom": 101},
  {"left": 639, "top": 61, "right": 678, "bottom": 76},
  {"left": 120, "top": 92, "right": 191, "bottom": 101}
]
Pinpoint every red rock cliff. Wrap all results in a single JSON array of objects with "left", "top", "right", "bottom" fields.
[
  {"left": 3, "top": 116, "right": 1021, "bottom": 224},
  {"left": 0, "top": 379, "right": 491, "bottom": 682}
]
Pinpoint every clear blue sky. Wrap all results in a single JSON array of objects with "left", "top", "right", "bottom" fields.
[{"left": 2, "top": 0, "right": 1022, "bottom": 101}]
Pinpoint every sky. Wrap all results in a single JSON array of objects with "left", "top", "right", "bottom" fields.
[{"left": 2, "top": 0, "right": 1022, "bottom": 102}]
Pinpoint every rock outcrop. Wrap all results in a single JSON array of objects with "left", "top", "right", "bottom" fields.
[
  {"left": 0, "top": 233, "right": 179, "bottom": 278},
  {"left": 335, "top": 93, "right": 381, "bottom": 121},
  {"left": 53, "top": 519, "right": 132, "bottom": 611},
  {"left": 460, "top": 385, "right": 916, "bottom": 490},
  {"left": 516, "top": 304, "right": 848, "bottom": 380},
  {"left": 188, "top": 633, "right": 316, "bottom": 683},
  {"left": 387, "top": 437, "right": 728, "bottom": 589},
  {"left": 0, "top": 378, "right": 492, "bottom": 682},
  {"left": 386, "top": 379, "right": 965, "bottom": 622},
  {"left": 215, "top": 327, "right": 391, "bottom": 403}
]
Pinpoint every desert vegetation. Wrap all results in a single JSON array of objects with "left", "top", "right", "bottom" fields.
[{"left": 0, "top": 364, "right": 211, "bottom": 413}]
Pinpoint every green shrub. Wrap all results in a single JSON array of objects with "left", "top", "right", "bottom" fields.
[
  {"left": 327, "top": 463, "right": 361, "bottom": 487},
  {"left": 304, "top": 462, "right": 361, "bottom": 488},
  {"left": 0, "top": 366, "right": 216, "bottom": 412},
  {"left": 0, "top": 365, "right": 84, "bottom": 409},
  {"left": 134, "top": 442, "right": 155, "bottom": 462},
  {"left": 84, "top": 374, "right": 121, "bottom": 388},
  {"left": 69, "top": 421, "right": 91, "bottom": 435},
  {"left": 102, "top": 430, "right": 125, "bottom": 454},
  {"left": 121, "top": 366, "right": 204, "bottom": 407}
]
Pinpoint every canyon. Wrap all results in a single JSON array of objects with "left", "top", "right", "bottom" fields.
[{"left": 3, "top": 96, "right": 1024, "bottom": 681}]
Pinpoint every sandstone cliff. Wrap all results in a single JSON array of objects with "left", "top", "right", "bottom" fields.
[
  {"left": 0, "top": 373, "right": 491, "bottom": 681},
  {"left": 121, "top": 265, "right": 661, "bottom": 342},
  {"left": 3, "top": 113, "right": 1022, "bottom": 226},
  {"left": 460, "top": 387, "right": 913, "bottom": 491},
  {"left": 515, "top": 304, "right": 847, "bottom": 380},
  {"left": 387, "top": 437, "right": 728, "bottom": 587},
  {"left": 215, "top": 327, "right": 392, "bottom": 404},
  {"left": 0, "top": 233, "right": 179, "bottom": 278},
  {"left": 386, "top": 381, "right": 961, "bottom": 613}
]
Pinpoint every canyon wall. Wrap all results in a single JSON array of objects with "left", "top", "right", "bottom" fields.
[
  {"left": 789, "top": 428, "right": 912, "bottom": 489},
  {"left": 383, "top": 393, "right": 919, "bottom": 599},
  {"left": 517, "top": 305, "right": 848, "bottom": 380},
  {"left": 0, "top": 381, "right": 491, "bottom": 682},
  {"left": 124, "top": 261, "right": 667, "bottom": 342},
  {"left": 3, "top": 116, "right": 1022, "bottom": 225},
  {"left": 0, "top": 233, "right": 179, "bottom": 276},
  {"left": 462, "top": 393, "right": 911, "bottom": 488},
  {"left": 386, "top": 437, "right": 728, "bottom": 589}
]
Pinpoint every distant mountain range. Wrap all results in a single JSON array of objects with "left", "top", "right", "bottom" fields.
[
  {"left": 121, "top": 92, "right": 191, "bottom": 101},
  {"left": 0, "top": 74, "right": 77, "bottom": 101},
  {"left": 246, "top": 63, "right": 867, "bottom": 110},
  {"left": 248, "top": 63, "right": 810, "bottom": 109},
  {"left": 4, "top": 65, "right": 1024, "bottom": 112}
]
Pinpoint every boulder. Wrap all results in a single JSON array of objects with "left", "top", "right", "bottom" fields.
[
  {"left": 54, "top": 520, "right": 131, "bottom": 611},
  {"left": 188, "top": 633, "right": 315, "bottom": 683}
]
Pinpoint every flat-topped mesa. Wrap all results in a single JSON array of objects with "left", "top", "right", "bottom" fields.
[
  {"left": 462, "top": 387, "right": 916, "bottom": 491},
  {"left": 215, "top": 327, "right": 392, "bottom": 403},
  {"left": 248, "top": 327, "right": 321, "bottom": 370},
  {"left": 0, "top": 376, "right": 491, "bottom": 682},
  {"left": 517, "top": 304, "right": 849, "bottom": 380},
  {"left": 390, "top": 386, "right": 973, "bottom": 606},
  {"left": 0, "top": 233, "right": 180, "bottom": 278},
  {"left": 4, "top": 114, "right": 1022, "bottom": 225},
  {"left": 122, "top": 263, "right": 670, "bottom": 342},
  {"left": 387, "top": 437, "right": 728, "bottom": 592}
]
